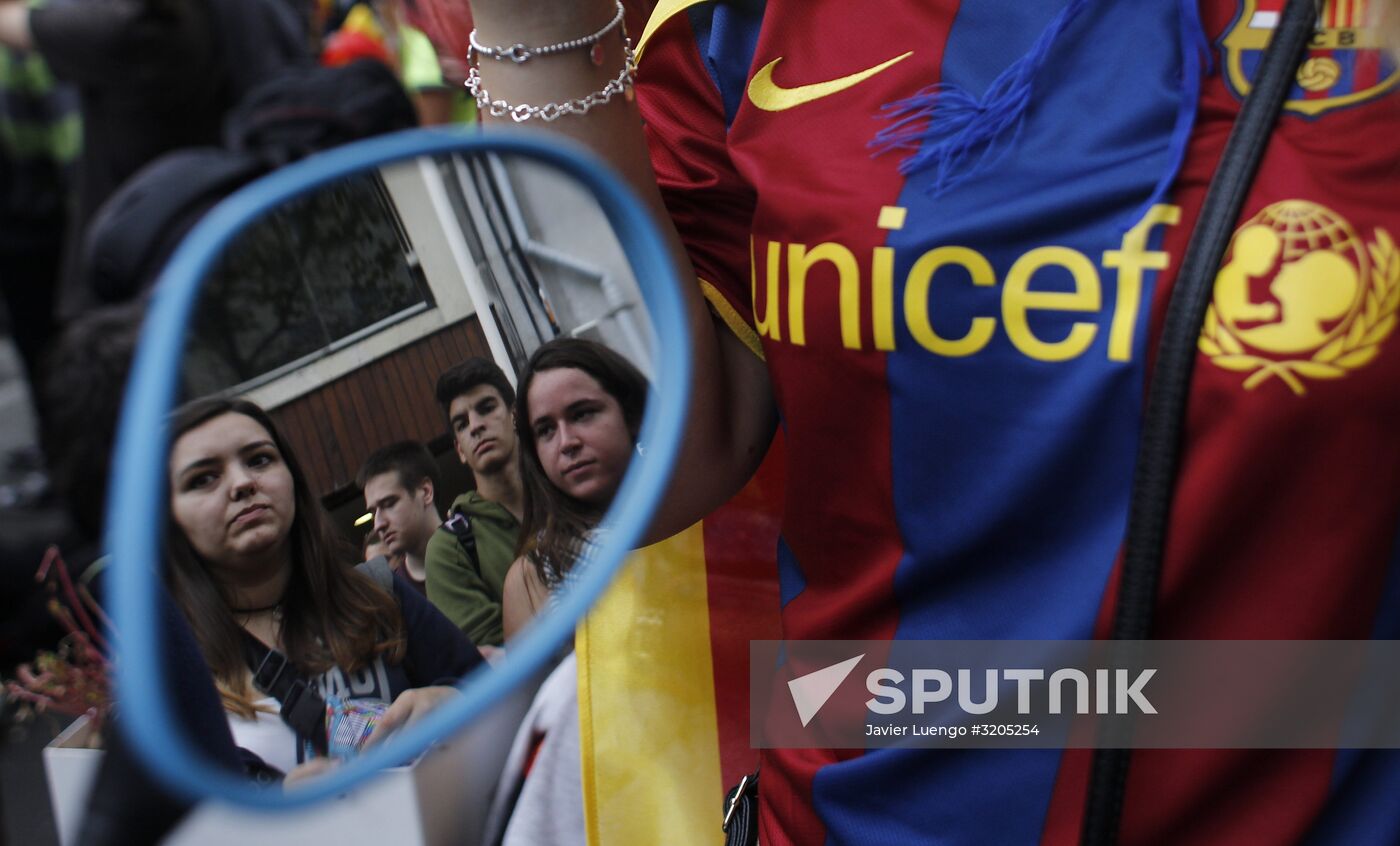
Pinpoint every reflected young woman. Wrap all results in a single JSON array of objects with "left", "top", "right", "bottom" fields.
[
  {"left": 500, "top": 338, "right": 648, "bottom": 635},
  {"left": 165, "top": 397, "right": 480, "bottom": 777},
  {"left": 487, "top": 338, "right": 647, "bottom": 846}
]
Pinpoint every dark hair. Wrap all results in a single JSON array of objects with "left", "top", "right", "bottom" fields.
[
  {"left": 514, "top": 339, "right": 648, "bottom": 587},
  {"left": 434, "top": 357, "right": 515, "bottom": 428},
  {"left": 165, "top": 397, "right": 404, "bottom": 716},
  {"left": 356, "top": 440, "right": 441, "bottom": 498}
]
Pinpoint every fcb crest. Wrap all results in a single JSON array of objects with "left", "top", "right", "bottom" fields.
[{"left": 1222, "top": 0, "right": 1400, "bottom": 116}]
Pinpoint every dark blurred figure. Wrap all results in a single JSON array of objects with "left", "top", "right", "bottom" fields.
[
  {"left": 37, "top": 299, "right": 148, "bottom": 549},
  {"left": 7, "top": 298, "right": 251, "bottom": 846},
  {"left": 0, "top": 0, "right": 309, "bottom": 641},
  {"left": 0, "top": 44, "right": 76, "bottom": 398},
  {"left": 0, "top": 0, "right": 309, "bottom": 322},
  {"left": 1, "top": 299, "right": 144, "bottom": 686}
]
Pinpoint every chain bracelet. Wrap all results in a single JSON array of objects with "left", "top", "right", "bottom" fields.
[
  {"left": 466, "top": 40, "right": 636, "bottom": 123},
  {"left": 469, "top": 0, "right": 625, "bottom": 64}
]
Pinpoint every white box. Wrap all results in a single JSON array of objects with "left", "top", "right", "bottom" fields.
[{"left": 45, "top": 675, "right": 538, "bottom": 846}]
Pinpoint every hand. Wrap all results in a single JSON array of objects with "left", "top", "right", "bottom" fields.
[
  {"left": 478, "top": 644, "right": 505, "bottom": 665},
  {"left": 364, "top": 685, "right": 461, "bottom": 747},
  {"left": 283, "top": 757, "right": 337, "bottom": 788}
]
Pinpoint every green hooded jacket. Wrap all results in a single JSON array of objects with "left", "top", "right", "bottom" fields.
[{"left": 424, "top": 491, "right": 520, "bottom": 647}]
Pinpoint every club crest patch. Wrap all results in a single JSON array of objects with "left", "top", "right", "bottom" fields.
[{"left": 1221, "top": 0, "right": 1399, "bottom": 116}]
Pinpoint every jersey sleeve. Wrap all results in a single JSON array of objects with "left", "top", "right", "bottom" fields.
[{"left": 636, "top": 8, "right": 763, "bottom": 358}]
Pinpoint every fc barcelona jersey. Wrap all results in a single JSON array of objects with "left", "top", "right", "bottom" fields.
[{"left": 636, "top": 1, "right": 1400, "bottom": 843}]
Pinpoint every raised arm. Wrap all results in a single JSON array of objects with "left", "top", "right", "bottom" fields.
[{"left": 467, "top": 0, "right": 777, "bottom": 541}]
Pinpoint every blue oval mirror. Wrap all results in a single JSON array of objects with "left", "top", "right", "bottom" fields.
[{"left": 105, "top": 127, "right": 689, "bottom": 814}]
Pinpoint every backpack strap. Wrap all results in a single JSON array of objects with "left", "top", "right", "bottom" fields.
[
  {"left": 721, "top": 769, "right": 760, "bottom": 846},
  {"left": 237, "top": 559, "right": 396, "bottom": 758},
  {"left": 240, "top": 633, "right": 329, "bottom": 757},
  {"left": 440, "top": 507, "right": 480, "bottom": 570}
]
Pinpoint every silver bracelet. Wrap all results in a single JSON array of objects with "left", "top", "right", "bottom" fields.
[
  {"left": 466, "top": 40, "right": 637, "bottom": 122},
  {"left": 469, "top": 1, "right": 625, "bottom": 64}
]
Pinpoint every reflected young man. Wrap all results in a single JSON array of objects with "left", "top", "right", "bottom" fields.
[
  {"left": 423, "top": 357, "right": 524, "bottom": 649},
  {"left": 357, "top": 441, "right": 443, "bottom": 593}
]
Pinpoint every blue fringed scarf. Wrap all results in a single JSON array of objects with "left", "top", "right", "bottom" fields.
[{"left": 870, "top": 0, "right": 1211, "bottom": 227}]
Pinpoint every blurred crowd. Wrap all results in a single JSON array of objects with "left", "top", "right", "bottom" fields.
[
  {"left": 0, "top": 0, "right": 478, "bottom": 677},
  {"left": 0, "top": 4, "right": 593, "bottom": 842},
  {"left": 7, "top": 2, "right": 1400, "bottom": 846}
]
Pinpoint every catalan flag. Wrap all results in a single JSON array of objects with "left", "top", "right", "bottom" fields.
[{"left": 578, "top": 440, "right": 784, "bottom": 845}]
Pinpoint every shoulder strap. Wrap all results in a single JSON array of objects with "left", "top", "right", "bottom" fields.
[
  {"left": 240, "top": 632, "right": 329, "bottom": 757},
  {"left": 238, "top": 560, "right": 395, "bottom": 757},
  {"left": 1079, "top": 2, "right": 1320, "bottom": 844},
  {"left": 441, "top": 507, "right": 480, "bottom": 568},
  {"left": 721, "top": 769, "right": 760, "bottom": 846}
]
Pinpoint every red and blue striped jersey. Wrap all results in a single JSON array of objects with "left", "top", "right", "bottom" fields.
[{"left": 637, "top": 1, "right": 1400, "bottom": 843}]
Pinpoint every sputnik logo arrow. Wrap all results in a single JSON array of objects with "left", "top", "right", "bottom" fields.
[{"left": 787, "top": 654, "right": 865, "bottom": 727}]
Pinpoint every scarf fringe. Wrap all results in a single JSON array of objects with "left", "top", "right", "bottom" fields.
[
  {"left": 870, "top": 0, "right": 1209, "bottom": 228},
  {"left": 870, "top": 0, "right": 1090, "bottom": 196}
]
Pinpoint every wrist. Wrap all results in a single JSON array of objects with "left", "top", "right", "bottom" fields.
[
  {"left": 470, "top": 0, "right": 624, "bottom": 65},
  {"left": 468, "top": 0, "right": 617, "bottom": 46},
  {"left": 464, "top": 0, "right": 636, "bottom": 124}
]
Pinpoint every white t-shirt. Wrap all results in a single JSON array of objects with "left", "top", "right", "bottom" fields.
[{"left": 227, "top": 697, "right": 299, "bottom": 773}]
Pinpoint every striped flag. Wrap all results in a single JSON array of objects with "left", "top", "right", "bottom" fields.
[{"left": 578, "top": 439, "right": 785, "bottom": 844}]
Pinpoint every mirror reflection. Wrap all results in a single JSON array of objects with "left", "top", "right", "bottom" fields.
[{"left": 153, "top": 151, "right": 652, "bottom": 836}]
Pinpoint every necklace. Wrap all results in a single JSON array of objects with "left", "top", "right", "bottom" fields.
[{"left": 230, "top": 600, "right": 282, "bottom": 615}]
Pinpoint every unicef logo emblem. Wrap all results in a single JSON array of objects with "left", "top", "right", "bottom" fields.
[{"left": 1200, "top": 201, "right": 1399, "bottom": 395}]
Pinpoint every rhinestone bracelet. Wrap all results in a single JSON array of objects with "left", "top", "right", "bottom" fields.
[
  {"left": 469, "top": 0, "right": 625, "bottom": 65},
  {"left": 466, "top": 39, "right": 636, "bottom": 122}
]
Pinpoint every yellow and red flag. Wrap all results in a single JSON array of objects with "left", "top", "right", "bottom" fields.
[{"left": 578, "top": 439, "right": 784, "bottom": 845}]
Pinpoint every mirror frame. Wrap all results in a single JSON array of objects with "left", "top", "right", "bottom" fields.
[{"left": 105, "top": 127, "right": 691, "bottom": 808}]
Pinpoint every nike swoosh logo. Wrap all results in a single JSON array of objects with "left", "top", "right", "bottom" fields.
[{"left": 747, "top": 52, "right": 914, "bottom": 112}]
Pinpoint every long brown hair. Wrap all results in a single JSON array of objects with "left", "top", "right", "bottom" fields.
[
  {"left": 165, "top": 397, "right": 405, "bottom": 716},
  {"left": 514, "top": 339, "right": 648, "bottom": 586}
]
